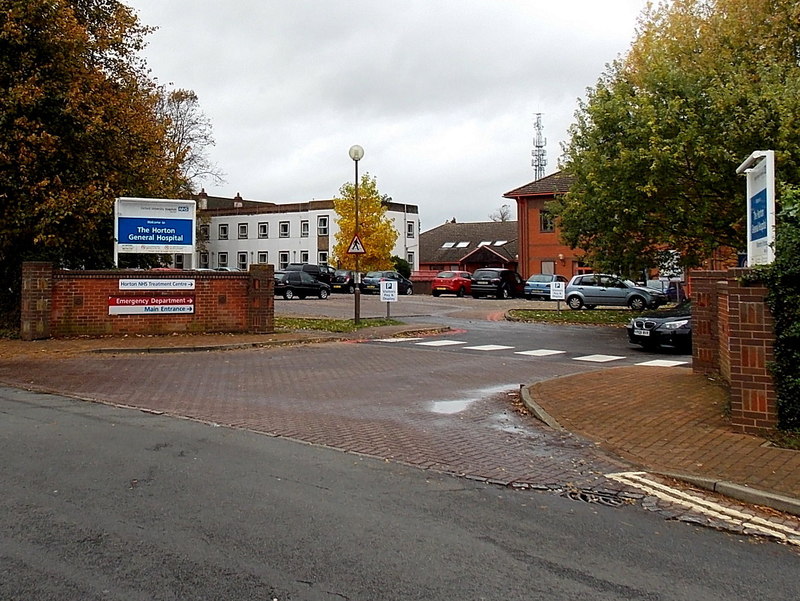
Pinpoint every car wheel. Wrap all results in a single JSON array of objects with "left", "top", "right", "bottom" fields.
[
  {"left": 318, "top": 289, "right": 329, "bottom": 299},
  {"left": 432, "top": 291, "right": 440, "bottom": 297},
  {"left": 284, "top": 289, "right": 294, "bottom": 300},
  {"left": 457, "top": 286, "right": 465, "bottom": 298},
  {"left": 567, "top": 295, "right": 584, "bottom": 310},
  {"left": 628, "top": 296, "right": 646, "bottom": 311},
  {"left": 497, "top": 285, "right": 510, "bottom": 300},
  {"left": 405, "top": 286, "right": 413, "bottom": 295}
]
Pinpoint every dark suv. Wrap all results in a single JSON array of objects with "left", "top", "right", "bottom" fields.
[
  {"left": 470, "top": 268, "right": 525, "bottom": 299},
  {"left": 284, "top": 263, "right": 334, "bottom": 284}
]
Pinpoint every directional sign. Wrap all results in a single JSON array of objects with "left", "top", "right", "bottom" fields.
[{"left": 347, "top": 235, "right": 366, "bottom": 254}]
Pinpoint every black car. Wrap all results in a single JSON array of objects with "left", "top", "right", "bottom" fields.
[
  {"left": 331, "top": 269, "right": 359, "bottom": 294},
  {"left": 360, "top": 271, "right": 413, "bottom": 295},
  {"left": 284, "top": 263, "right": 334, "bottom": 285},
  {"left": 627, "top": 300, "right": 692, "bottom": 351},
  {"left": 470, "top": 268, "right": 525, "bottom": 299},
  {"left": 274, "top": 270, "right": 331, "bottom": 300}
]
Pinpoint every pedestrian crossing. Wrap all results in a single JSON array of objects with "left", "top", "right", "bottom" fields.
[{"left": 371, "top": 337, "right": 689, "bottom": 367}]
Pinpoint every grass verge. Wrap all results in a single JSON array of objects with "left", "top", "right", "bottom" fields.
[
  {"left": 274, "top": 316, "right": 402, "bottom": 333},
  {"left": 507, "top": 308, "right": 634, "bottom": 326}
]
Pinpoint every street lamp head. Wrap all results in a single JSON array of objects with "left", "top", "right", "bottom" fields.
[{"left": 348, "top": 145, "right": 364, "bottom": 162}]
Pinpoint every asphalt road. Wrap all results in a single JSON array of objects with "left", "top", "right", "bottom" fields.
[{"left": 2, "top": 386, "right": 797, "bottom": 601}]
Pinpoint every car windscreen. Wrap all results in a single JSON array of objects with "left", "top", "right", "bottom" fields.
[
  {"left": 274, "top": 273, "right": 287, "bottom": 281},
  {"left": 364, "top": 271, "right": 382, "bottom": 278},
  {"left": 436, "top": 272, "right": 455, "bottom": 278},
  {"left": 473, "top": 270, "right": 498, "bottom": 278},
  {"left": 528, "top": 275, "right": 551, "bottom": 282},
  {"left": 334, "top": 270, "right": 350, "bottom": 276}
]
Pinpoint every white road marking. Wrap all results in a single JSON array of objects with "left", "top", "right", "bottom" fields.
[
  {"left": 375, "top": 338, "right": 423, "bottom": 343},
  {"left": 573, "top": 354, "right": 626, "bottom": 363},
  {"left": 636, "top": 359, "right": 689, "bottom": 367},
  {"left": 463, "top": 344, "right": 514, "bottom": 351},
  {"left": 608, "top": 472, "right": 800, "bottom": 545},
  {"left": 515, "top": 349, "right": 566, "bottom": 357},
  {"left": 415, "top": 340, "right": 467, "bottom": 347}
]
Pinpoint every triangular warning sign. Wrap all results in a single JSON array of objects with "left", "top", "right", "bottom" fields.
[{"left": 347, "top": 235, "right": 366, "bottom": 254}]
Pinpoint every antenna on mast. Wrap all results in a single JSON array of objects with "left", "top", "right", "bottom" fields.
[{"left": 531, "top": 113, "right": 547, "bottom": 180}]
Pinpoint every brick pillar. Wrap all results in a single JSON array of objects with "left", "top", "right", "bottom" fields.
[
  {"left": 20, "top": 262, "right": 53, "bottom": 341},
  {"left": 726, "top": 268, "right": 776, "bottom": 434},
  {"left": 691, "top": 270, "right": 726, "bottom": 376},
  {"left": 248, "top": 263, "right": 274, "bottom": 334}
]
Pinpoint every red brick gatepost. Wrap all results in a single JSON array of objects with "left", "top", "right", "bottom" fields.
[{"left": 692, "top": 268, "right": 776, "bottom": 434}]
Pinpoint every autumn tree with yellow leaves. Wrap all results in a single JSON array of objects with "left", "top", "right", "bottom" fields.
[{"left": 331, "top": 173, "right": 398, "bottom": 272}]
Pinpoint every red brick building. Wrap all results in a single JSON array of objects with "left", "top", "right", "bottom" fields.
[{"left": 503, "top": 171, "right": 581, "bottom": 280}]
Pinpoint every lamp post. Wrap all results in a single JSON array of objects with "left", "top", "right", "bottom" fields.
[{"left": 348, "top": 144, "right": 364, "bottom": 324}]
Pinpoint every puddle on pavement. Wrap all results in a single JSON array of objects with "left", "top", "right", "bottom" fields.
[{"left": 429, "top": 385, "right": 514, "bottom": 415}]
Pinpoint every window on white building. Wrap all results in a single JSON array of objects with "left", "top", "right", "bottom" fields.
[
  {"left": 218, "top": 252, "right": 228, "bottom": 267},
  {"left": 237, "top": 252, "right": 248, "bottom": 270},
  {"left": 238, "top": 223, "right": 248, "bottom": 239},
  {"left": 300, "top": 250, "right": 309, "bottom": 263},
  {"left": 279, "top": 221, "right": 290, "bottom": 238},
  {"left": 258, "top": 222, "right": 269, "bottom": 239},
  {"left": 318, "top": 251, "right": 328, "bottom": 265},
  {"left": 406, "top": 251, "right": 415, "bottom": 268},
  {"left": 318, "top": 216, "right": 329, "bottom": 236},
  {"left": 406, "top": 220, "right": 415, "bottom": 238},
  {"left": 300, "top": 220, "right": 309, "bottom": 238},
  {"left": 257, "top": 251, "right": 268, "bottom": 264},
  {"left": 218, "top": 224, "right": 229, "bottom": 240},
  {"left": 199, "top": 252, "right": 209, "bottom": 268},
  {"left": 278, "top": 251, "right": 289, "bottom": 269},
  {"left": 199, "top": 224, "right": 209, "bottom": 240}
]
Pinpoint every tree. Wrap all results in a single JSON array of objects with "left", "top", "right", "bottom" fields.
[
  {"left": 556, "top": 0, "right": 800, "bottom": 274},
  {"left": 0, "top": 0, "right": 189, "bottom": 315},
  {"left": 157, "top": 87, "right": 224, "bottom": 194},
  {"left": 489, "top": 204, "right": 512, "bottom": 222},
  {"left": 331, "top": 173, "right": 398, "bottom": 271}
]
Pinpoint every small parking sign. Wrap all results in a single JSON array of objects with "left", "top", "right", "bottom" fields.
[
  {"left": 550, "top": 281, "right": 565, "bottom": 300},
  {"left": 380, "top": 280, "right": 398, "bottom": 302}
]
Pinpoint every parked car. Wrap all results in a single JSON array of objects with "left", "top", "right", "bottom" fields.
[
  {"left": 360, "top": 271, "right": 413, "bottom": 295},
  {"left": 431, "top": 271, "right": 472, "bottom": 297},
  {"left": 284, "top": 263, "right": 334, "bottom": 284},
  {"left": 524, "top": 274, "right": 568, "bottom": 300},
  {"left": 565, "top": 273, "right": 668, "bottom": 310},
  {"left": 331, "top": 269, "right": 360, "bottom": 294},
  {"left": 627, "top": 300, "right": 692, "bottom": 351},
  {"left": 470, "top": 268, "right": 525, "bottom": 299},
  {"left": 274, "top": 270, "right": 331, "bottom": 300}
]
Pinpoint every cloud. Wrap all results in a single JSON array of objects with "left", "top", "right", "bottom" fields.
[{"left": 128, "top": 0, "right": 648, "bottom": 229}]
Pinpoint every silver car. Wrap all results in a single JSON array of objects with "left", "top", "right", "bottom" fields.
[{"left": 565, "top": 274, "right": 668, "bottom": 311}]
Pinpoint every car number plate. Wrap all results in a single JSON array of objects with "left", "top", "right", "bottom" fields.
[
  {"left": 477, "top": 280, "right": 489, "bottom": 285},
  {"left": 634, "top": 329, "right": 650, "bottom": 336}
]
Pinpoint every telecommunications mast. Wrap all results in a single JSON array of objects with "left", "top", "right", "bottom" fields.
[{"left": 531, "top": 113, "right": 547, "bottom": 180}]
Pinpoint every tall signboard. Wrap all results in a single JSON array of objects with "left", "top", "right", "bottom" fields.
[
  {"left": 114, "top": 197, "right": 196, "bottom": 266},
  {"left": 736, "top": 151, "right": 775, "bottom": 266}
]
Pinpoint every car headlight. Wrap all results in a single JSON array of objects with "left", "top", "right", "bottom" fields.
[{"left": 662, "top": 319, "right": 690, "bottom": 329}]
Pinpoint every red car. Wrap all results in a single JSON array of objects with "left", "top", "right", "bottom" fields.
[{"left": 431, "top": 271, "right": 472, "bottom": 297}]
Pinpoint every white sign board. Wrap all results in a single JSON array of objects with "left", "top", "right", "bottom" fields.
[
  {"left": 115, "top": 197, "right": 196, "bottom": 257},
  {"left": 736, "top": 151, "right": 775, "bottom": 266},
  {"left": 119, "top": 279, "right": 195, "bottom": 290},
  {"left": 380, "top": 280, "right": 398, "bottom": 302},
  {"left": 550, "top": 281, "right": 565, "bottom": 300}
]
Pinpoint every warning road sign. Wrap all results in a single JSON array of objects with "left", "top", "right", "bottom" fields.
[{"left": 347, "top": 235, "right": 366, "bottom": 254}]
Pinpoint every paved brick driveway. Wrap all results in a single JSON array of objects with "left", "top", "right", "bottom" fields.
[{"left": 0, "top": 339, "right": 632, "bottom": 493}]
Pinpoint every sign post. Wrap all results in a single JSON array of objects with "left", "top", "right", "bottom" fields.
[
  {"left": 736, "top": 151, "right": 776, "bottom": 266},
  {"left": 380, "top": 280, "right": 398, "bottom": 318},
  {"left": 550, "top": 280, "right": 565, "bottom": 311}
]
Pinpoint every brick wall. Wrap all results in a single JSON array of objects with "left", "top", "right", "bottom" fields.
[
  {"left": 692, "top": 268, "right": 776, "bottom": 434},
  {"left": 20, "top": 263, "right": 274, "bottom": 340}
]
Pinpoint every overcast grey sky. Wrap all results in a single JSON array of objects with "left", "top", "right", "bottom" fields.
[{"left": 128, "top": 0, "right": 649, "bottom": 231}]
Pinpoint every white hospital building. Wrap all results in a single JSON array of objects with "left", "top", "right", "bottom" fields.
[{"left": 176, "top": 191, "right": 420, "bottom": 271}]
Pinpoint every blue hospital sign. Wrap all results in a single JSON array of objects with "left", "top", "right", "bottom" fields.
[
  {"left": 115, "top": 197, "right": 196, "bottom": 255},
  {"left": 737, "top": 151, "right": 775, "bottom": 266}
]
